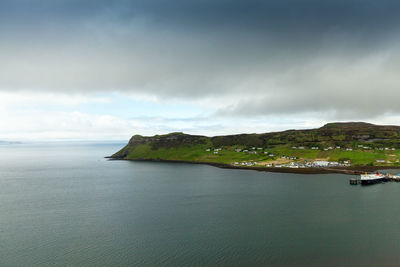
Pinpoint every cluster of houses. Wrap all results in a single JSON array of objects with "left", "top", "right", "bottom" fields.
[
  {"left": 207, "top": 147, "right": 278, "bottom": 157},
  {"left": 207, "top": 145, "right": 396, "bottom": 153},
  {"left": 376, "top": 147, "right": 396, "bottom": 151},
  {"left": 234, "top": 161, "right": 258, "bottom": 167},
  {"left": 206, "top": 148, "right": 223, "bottom": 154},
  {"left": 235, "top": 147, "right": 279, "bottom": 157},
  {"left": 207, "top": 145, "right": 396, "bottom": 155},
  {"left": 310, "top": 160, "right": 351, "bottom": 167},
  {"left": 322, "top": 146, "right": 347, "bottom": 151},
  {"left": 294, "top": 145, "right": 354, "bottom": 151},
  {"left": 269, "top": 160, "right": 351, "bottom": 168},
  {"left": 234, "top": 147, "right": 267, "bottom": 154},
  {"left": 291, "top": 145, "right": 396, "bottom": 151},
  {"left": 233, "top": 160, "right": 351, "bottom": 168},
  {"left": 206, "top": 145, "right": 393, "bottom": 167},
  {"left": 280, "top": 155, "right": 297, "bottom": 160},
  {"left": 347, "top": 146, "right": 395, "bottom": 151}
]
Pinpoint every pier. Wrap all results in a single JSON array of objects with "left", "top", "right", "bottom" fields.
[
  {"left": 387, "top": 174, "right": 400, "bottom": 182},
  {"left": 349, "top": 178, "right": 359, "bottom": 185}
]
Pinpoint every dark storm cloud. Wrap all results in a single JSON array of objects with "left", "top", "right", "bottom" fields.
[{"left": 1, "top": 0, "right": 400, "bottom": 118}]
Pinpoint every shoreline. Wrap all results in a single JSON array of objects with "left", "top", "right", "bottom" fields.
[{"left": 106, "top": 157, "right": 400, "bottom": 175}]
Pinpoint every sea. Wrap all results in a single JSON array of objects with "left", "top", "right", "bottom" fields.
[{"left": 1, "top": 142, "right": 400, "bottom": 266}]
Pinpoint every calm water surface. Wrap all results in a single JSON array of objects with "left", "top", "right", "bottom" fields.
[{"left": 1, "top": 143, "right": 400, "bottom": 266}]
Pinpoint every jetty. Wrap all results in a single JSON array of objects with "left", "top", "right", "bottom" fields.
[{"left": 386, "top": 174, "right": 400, "bottom": 182}]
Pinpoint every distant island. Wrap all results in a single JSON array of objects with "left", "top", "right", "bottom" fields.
[
  {"left": 110, "top": 122, "right": 400, "bottom": 175},
  {"left": 0, "top": 141, "right": 20, "bottom": 145}
]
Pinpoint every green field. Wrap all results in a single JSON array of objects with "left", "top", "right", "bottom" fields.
[{"left": 117, "top": 143, "right": 399, "bottom": 167}]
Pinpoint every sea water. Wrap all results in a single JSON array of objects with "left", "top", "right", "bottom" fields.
[{"left": 1, "top": 143, "right": 400, "bottom": 266}]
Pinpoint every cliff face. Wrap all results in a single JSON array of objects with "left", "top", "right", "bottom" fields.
[
  {"left": 111, "top": 132, "right": 208, "bottom": 159},
  {"left": 111, "top": 122, "right": 400, "bottom": 159}
]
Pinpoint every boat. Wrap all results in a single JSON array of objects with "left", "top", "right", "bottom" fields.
[{"left": 360, "top": 173, "right": 387, "bottom": 185}]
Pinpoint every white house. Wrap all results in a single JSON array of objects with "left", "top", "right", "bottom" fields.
[{"left": 313, "top": 161, "right": 330, "bottom": 167}]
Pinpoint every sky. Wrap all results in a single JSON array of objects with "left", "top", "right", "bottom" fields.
[{"left": 1, "top": 0, "right": 400, "bottom": 140}]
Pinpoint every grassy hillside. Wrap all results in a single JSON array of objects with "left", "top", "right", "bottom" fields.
[{"left": 111, "top": 122, "right": 400, "bottom": 167}]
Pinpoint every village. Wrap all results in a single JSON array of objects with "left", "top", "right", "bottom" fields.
[
  {"left": 232, "top": 160, "right": 351, "bottom": 168},
  {"left": 204, "top": 144, "right": 398, "bottom": 169}
]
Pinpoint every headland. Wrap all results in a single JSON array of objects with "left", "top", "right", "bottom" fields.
[{"left": 109, "top": 122, "right": 400, "bottom": 175}]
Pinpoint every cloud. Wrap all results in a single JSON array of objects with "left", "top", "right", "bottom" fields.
[
  {"left": 215, "top": 48, "right": 400, "bottom": 119},
  {"left": 1, "top": 0, "right": 400, "bottom": 122}
]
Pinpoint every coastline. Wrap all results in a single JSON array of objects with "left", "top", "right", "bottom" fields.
[{"left": 106, "top": 157, "right": 400, "bottom": 175}]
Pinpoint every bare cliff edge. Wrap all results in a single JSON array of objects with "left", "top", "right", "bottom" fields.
[{"left": 109, "top": 122, "right": 400, "bottom": 175}]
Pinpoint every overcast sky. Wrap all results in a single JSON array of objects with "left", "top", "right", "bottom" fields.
[{"left": 1, "top": 0, "right": 400, "bottom": 140}]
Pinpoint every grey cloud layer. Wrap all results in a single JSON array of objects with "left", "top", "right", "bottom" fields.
[{"left": 1, "top": 0, "right": 400, "bottom": 118}]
